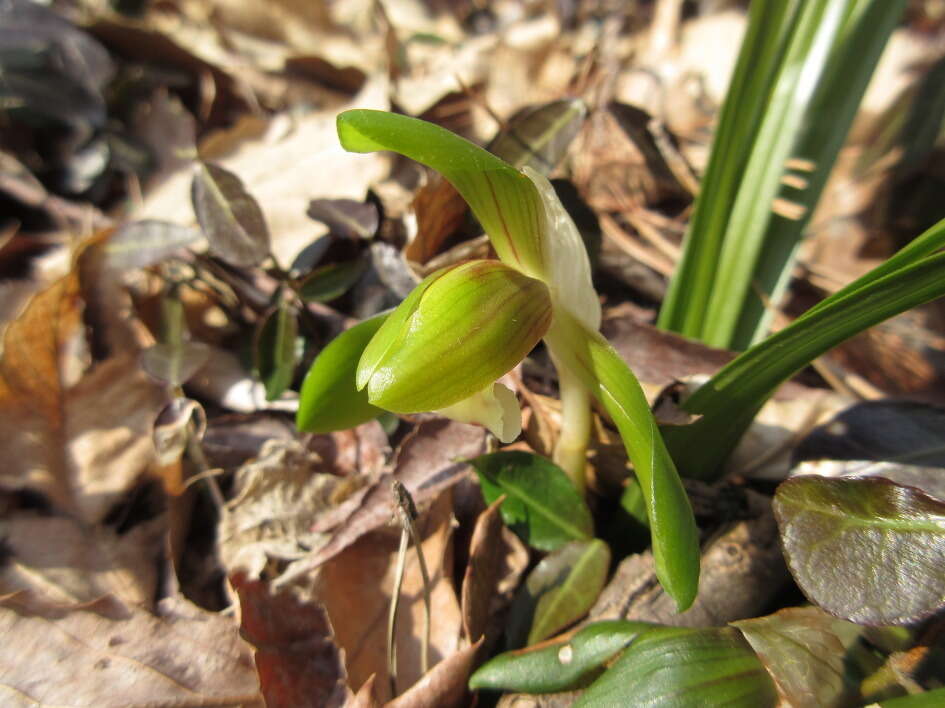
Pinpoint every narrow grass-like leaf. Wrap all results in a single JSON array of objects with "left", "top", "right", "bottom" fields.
[
  {"left": 664, "top": 228, "right": 945, "bottom": 480},
  {"left": 774, "top": 476, "right": 945, "bottom": 625},
  {"left": 574, "top": 627, "right": 778, "bottom": 708},
  {"left": 488, "top": 99, "right": 587, "bottom": 174},
  {"left": 471, "top": 450, "right": 592, "bottom": 551},
  {"left": 546, "top": 309, "right": 700, "bottom": 611},
  {"left": 296, "top": 313, "right": 387, "bottom": 433},
  {"left": 468, "top": 620, "right": 654, "bottom": 694},
  {"left": 191, "top": 161, "right": 270, "bottom": 267},
  {"left": 523, "top": 540, "right": 611, "bottom": 646},
  {"left": 255, "top": 301, "right": 298, "bottom": 401},
  {"left": 337, "top": 109, "right": 547, "bottom": 278}
]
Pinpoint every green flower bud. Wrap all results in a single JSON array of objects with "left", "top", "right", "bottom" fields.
[{"left": 357, "top": 260, "right": 552, "bottom": 413}]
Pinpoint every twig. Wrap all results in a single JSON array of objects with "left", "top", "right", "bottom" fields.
[{"left": 387, "top": 480, "right": 432, "bottom": 698}]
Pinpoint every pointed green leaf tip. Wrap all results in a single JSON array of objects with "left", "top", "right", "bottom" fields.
[
  {"left": 357, "top": 260, "right": 552, "bottom": 413},
  {"left": 337, "top": 110, "right": 547, "bottom": 279},
  {"left": 296, "top": 313, "right": 388, "bottom": 433}
]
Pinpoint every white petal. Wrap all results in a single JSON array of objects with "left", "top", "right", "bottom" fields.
[{"left": 434, "top": 382, "right": 521, "bottom": 443}]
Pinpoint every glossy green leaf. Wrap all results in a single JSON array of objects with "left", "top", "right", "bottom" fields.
[
  {"left": 471, "top": 450, "right": 592, "bottom": 551},
  {"left": 664, "top": 227, "right": 945, "bottom": 480},
  {"left": 191, "top": 161, "right": 270, "bottom": 267},
  {"left": 296, "top": 313, "right": 387, "bottom": 433},
  {"left": 574, "top": 627, "right": 778, "bottom": 708},
  {"left": 774, "top": 476, "right": 945, "bottom": 624},
  {"left": 488, "top": 98, "right": 587, "bottom": 173},
  {"left": 545, "top": 308, "right": 700, "bottom": 611},
  {"left": 879, "top": 688, "right": 945, "bottom": 707},
  {"left": 732, "top": 606, "right": 867, "bottom": 708},
  {"left": 469, "top": 620, "right": 654, "bottom": 694},
  {"left": 357, "top": 260, "right": 552, "bottom": 413},
  {"left": 520, "top": 540, "right": 610, "bottom": 646},
  {"left": 295, "top": 257, "right": 368, "bottom": 303},
  {"left": 337, "top": 109, "right": 547, "bottom": 279},
  {"left": 255, "top": 301, "right": 299, "bottom": 401}
]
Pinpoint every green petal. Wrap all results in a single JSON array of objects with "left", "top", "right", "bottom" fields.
[
  {"left": 338, "top": 110, "right": 547, "bottom": 279},
  {"left": 358, "top": 260, "right": 551, "bottom": 413}
]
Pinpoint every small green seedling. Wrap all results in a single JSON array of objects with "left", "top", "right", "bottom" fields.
[{"left": 297, "top": 110, "right": 700, "bottom": 611}]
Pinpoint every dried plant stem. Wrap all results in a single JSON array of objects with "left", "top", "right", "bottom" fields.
[{"left": 387, "top": 481, "right": 432, "bottom": 698}]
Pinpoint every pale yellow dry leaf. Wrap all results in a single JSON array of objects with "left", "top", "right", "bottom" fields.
[{"left": 0, "top": 265, "right": 167, "bottom": 523}]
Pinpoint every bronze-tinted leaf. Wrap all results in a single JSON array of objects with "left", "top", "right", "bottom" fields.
[
  {"left": 105, "top": 220, "right": 200, "bottom": 270},
  {"left": 254, "top": 301, "right": 299, "bottom": 401},
  {"left": 775, "top": 475, "right": 945, "bottom": 624},
  {"left": 489, "top": 99, "right": 588, "bottom": 174},
  {"left": 192, "top": 161, "right": 270, "bottom": 266}
]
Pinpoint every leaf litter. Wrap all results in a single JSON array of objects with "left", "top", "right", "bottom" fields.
[{"left": 2, "top": 1, "right": 945, "bottom": 706}]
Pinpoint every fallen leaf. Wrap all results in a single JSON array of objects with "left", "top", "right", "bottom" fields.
[
  {"left": 0, "top": 591, "right": 262, "bottom": 707},
  {"left": 405, "top": 177, "right": 468, "bottom": 264},
  {"left": 461, "top": 497, "right": 506, "bottom": 643},
  {"left": 0, "top": 515, "right": 164, "bottom": 607},
  {"left": 231, "top": 571, "right": 350, "bottom": 708},
  {"left": 276, "top": 419, "right": 487, "bottom": 587},
  {"left": 315, "top": 491, "right": 464, "bottom": 703},
  {"left": 0, "top": 262, "right": 167, "bottom": 522},
  {"left": 387, "top": 637, "right": 484, "bottom": 708}
]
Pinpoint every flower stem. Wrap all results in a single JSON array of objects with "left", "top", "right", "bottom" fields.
[{"left": 551, "top": 359, "right": 591, "bottom": 494}]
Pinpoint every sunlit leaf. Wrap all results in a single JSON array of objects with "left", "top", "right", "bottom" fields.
[
  {"left": 338, "top": 109, "right": 547, "bottom": 279},
  {"left": 574, "top": 627, "right": 778, "bottom": 708},
  {"left": 306, "top": 197, "right": 379, "bottom": 240},
  {"left": 469, "top": 620, "right": 654, "bottom": 694},
  {"left": 254, "top": 302, "right": 298, "bottom": 401},
  {"left": 488, "top": 99, "right": 587, "bottom": 174},
  {"left": 191, "top": 161, "right": 270, "bottom": 267},
  {"left": 106, "top": 220, "right": 200, "bottom": 270},
  {"left": 732, "top": 606, "right": 866, "bottom": 707},
  {"left": 470, "top": 450, "right": 592, "bottom": 551},
  {"left": 507, "top": 539, "right": 610, "bottom": 647},
  {"left": 774, "top": 476, "right": 945, "bottom": 624}
]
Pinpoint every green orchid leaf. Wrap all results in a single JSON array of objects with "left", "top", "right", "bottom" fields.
[
  {"left": 774, "top": 475, "right": 945, "bottom": 625},
  {"left": 545, "top": 308, "right": 700, "bottom": 611},
  {"left": 255, "top": 301, "right": 299, "bottom": 401},
  {"left": 506, "top": 539, "right": 610, "bottom": 647},
  {"left": 337, "top": 109, "right": 547, "bottom": 278},
  {"left": 878, "top": 689, "right": 945, "bottom": 707},
  {"left": 357, "top": 260, "right": 552, "bottom": 413},
  {"left": 296, "top": 313, "right": 388, "bottom": 433},
  {"left": 468, "top": 620, "right": 655, "bottom": 694},
  {"left": 471, "top": 450, "right": 593, "bottom": 551},
  {"left": 574, "top": 627, "right": 779, "bottom": 708}
]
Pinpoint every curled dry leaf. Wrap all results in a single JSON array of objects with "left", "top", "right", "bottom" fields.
[
  {"left": 387, "top": 637, "right": 484, "bottom": 708},
  {"left": 0, "top": 261, "right": 167, "bottom": 522},
  {"left": 0, "top": 591, "right": 262, "bottom": 708},
  {"left": 230, "top": 571, "right": 350, "bottom": 708},
  {"left": 315, "top": 491, "right": 464, "bottom": 704},
  {"left": 219, "top": 438, "right": 370, "bottom": 580},
  {"left": 276, "top": 419, "right": 487, "bottom": 588}
]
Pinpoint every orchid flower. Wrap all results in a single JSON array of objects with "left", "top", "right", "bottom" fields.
[{"left": 297, "top": 110, "right": 699, "bottom": 610}]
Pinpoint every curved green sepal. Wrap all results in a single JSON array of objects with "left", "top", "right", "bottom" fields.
[
  {"left": 337, "top": 110, "right": 547, "bottom": 278},
  {"left": 545, "top": 309, "right": 700, "bottom": 611},
  {"left": 296, "top": 313, "right": 388, "bottom": 433},
  {"left": 358, "top": 260, "right": 552, "bottom": 413},
  {"left": 468, "top": 620, "right": 655, "bottom": 694}
]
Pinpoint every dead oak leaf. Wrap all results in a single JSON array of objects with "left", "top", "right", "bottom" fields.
[
  {"left": 0, "top": 591, "right": 262, "bottom": 708},
  {"left": 0, "top": 267, "right": 167, "bottom": 523}
]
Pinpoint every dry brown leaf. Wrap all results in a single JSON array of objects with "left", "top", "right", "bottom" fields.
[
  {"left": 316, "top": 492, "right": 464, "bottom": 703},
  {"left": 219, "top": 439, "right": 370, "bottom": 580},
  {"left": 404, "top": 177, "right": 468, "bottom": 265},
  {"left": 0, "top": 591, "right": 262, "bottom": 707},
  {"left": 0, "top": 263, "right": 167, "bottom": 523},
  {"left": 230, "top": 571, "right": 350, "bottom": 708},
  {"left": 0, "top": 515, "right": 164, "bottom": 607},
  {"left": 386, "top": 637, "right": 484, "bottom": 708},
  {"left": 351, "top": 674, "right": 382, "bottom": 708},
  {"left": 276, "top": 419, "right": 487, "bottom": 587},
  {"left": 135, "top": 78, "right": 391, "bottom": 269}
]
